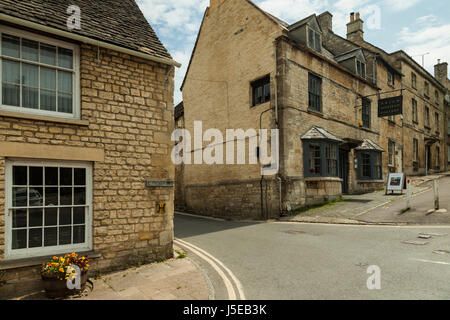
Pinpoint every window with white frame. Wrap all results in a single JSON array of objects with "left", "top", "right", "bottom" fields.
[
  {"left": 356, "top": 60, "right": 366, "bottom": 79},
  {"left": 0, "top": 26, "right": 80, "bottom": 119},
  {"left": 5, "top": 160, "right": 92, "bottom": 259}
]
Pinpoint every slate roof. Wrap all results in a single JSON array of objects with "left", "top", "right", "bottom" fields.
[
  {"left": 0, "top": 0, "right": 172, "bottom": 60},
  {"left": 355, "top": 139, "right": 385, "bottom": 152},
  {"left": 301, "top": 126, "right": 343, "bottom": 142}
]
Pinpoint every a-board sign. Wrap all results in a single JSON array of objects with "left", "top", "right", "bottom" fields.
[{"left": 386, "top": 173, "right": 405, "bottom": 192}]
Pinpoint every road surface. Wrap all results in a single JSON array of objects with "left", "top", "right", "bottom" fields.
[{"left": 174, "top": 213, "right": 450, "bottom": 300}]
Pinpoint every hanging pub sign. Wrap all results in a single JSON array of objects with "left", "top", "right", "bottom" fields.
[{"left": 378, "top": 95, "right": 403, "bottom": 117}]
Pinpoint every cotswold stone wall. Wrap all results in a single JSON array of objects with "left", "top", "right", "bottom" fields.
[
  {"left": 0, "top": 44, "right": 175, "bottom": 297},
  {"left": 185, "top": 179, "right": 280, "bottom": 220}
]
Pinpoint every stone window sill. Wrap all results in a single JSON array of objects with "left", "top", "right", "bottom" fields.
[
  {"left": 0, "top": 110, "right": 89, "bottom": 126},
  {"left": 0, "top": 250, "right": 101, "bottom": 271},
  {"left": 357, "top": 179, "right": 384, "bottom": 183},
  {"left": 307, "top": 108, "right": 324, "bottom": 117}
]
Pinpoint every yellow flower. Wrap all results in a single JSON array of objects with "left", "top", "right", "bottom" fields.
[
  {"left": 59, "top": 268, "right": 64, "bottom": 273},
  {"left": 53, "top": 256, "right": 58, "bottom": 260}
]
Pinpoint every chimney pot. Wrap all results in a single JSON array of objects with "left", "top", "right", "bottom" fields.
[
  {"left": 350, "top": 12, "right": 355, "bottom": 22},
  {"left": 356, "top": 12, "right": 360, "bottom": 20}
]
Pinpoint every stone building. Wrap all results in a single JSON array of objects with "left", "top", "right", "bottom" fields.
[
  {"left": 0, "top": 0, "right": 179, "bottom": 297},
  {"left": 179, "top": 0, "right": 447, "bottom": 221},
  {"left": 174, "top": 102, "right": 186, "bottom": 210},
  {"left": 433, "top": 61, "right": 449, "bottom": 169},
  {"left": 344, "top": 12, "right": 447, "bottom": 176},
  {"left": 180, "top": 0, "right": 391, "bottom": 220}
]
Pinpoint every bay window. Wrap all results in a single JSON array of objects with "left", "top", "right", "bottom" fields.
[
  {"left": 303, "top": 140, "right": 339, "bottom": 178},
  {"left": 0, "top": 26, "right": 80, "bottom": 119},
  {"left": 5, "top": 160, "right": 92, "bottom": 259},
  {"left": 356, "top": 151, "right": 383, "bottom": 180}
]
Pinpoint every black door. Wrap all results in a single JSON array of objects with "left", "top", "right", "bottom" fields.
[
  {"left": 427, "top": 145, "right": 432, "bottom": 170},
  {"left": 339, "top": 150, "right": 349, "bottom": 194}
]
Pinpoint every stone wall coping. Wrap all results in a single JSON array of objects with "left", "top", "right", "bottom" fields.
[
  {"left": 304, "top": 177, "right": 343, "bottom": 182},
  {"left": 356, "top": 179, "right": 385, "bottom": 183},
  {"left": 0, "top": 110, "right": 90, "bottom": 126},
  {"left": 0, "top": 250, "right": 102, "bottom": 271}
]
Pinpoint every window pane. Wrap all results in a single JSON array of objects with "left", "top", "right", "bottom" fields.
[
  {"left": 263, "top": 83, "right": 270, "bottom": 102},
  {"left": 2, "top": 84, "right": 20, "bottom": 106},
  {"left": 12, "top": 209, "right": 27, "bottom": 228},
  {"left": 40, "top": 67, "right": 56, "bottom": 90},
  {"left": 58, "top": 71, "right": 73, "bottom": 93},
  {"left": 40, "top": 90, "right": 56, "bottom": 111},
  {"left": 28, "top": 209, "right": 43, "bottom": 227},
  {"left": 59, "top": 226, "right": 71, "bottom": 245},
  {"left": 74, "top": 168, "right": 86, "bottom": 185},
  {"left": 60, "top": 168, "right": 72, "bottom": 185},
  {"left": 40, "top": 43, "right": 56, "bottom": 65},
  {"left": 58, "top": 93, "right": 73, "bottom": 113},
  {"left": 45, "top": 208, "right": 58, "bottom": 226},
  {"left": 44, "top": 227, "right": 57, "bottom": 247},
  {"left": 29, "top": 187, "right": 43, "bottom": 207},
  {"left": 58, "top": 48, "right": 73, "bottom": 69},
  {"left": 12, "top": 229, "right": 27, "bottom": 250},
  {"left": 59, "top": 207, "right": 72, "bottom": 225},
  {"left": 2, "top": 59, "right": 20, "bottom": 83},
  {"left": 73, "top": 225, "right": 85, "bottom": 244},
  {"left": 22, "top": 87, "right": 39, "bottom": 109},
  {"left": 73, "top": 207, "right": 85, "bottom": 224},
  {"left": 13, "top": 166, "right": 27, "bottom": 185},
  {"left": 45, "top": 187, "right": 58, "bottom": 206},
  {"left": 308, "top": 29, "right": 314, "bottom": 48},
  {"left": 13, "top": 187, "right": 28, "bottom": 207},
  {"left": 60, "top": 187, "right": 72, "bottom": 205},
  {"left": 74, "top": 187, "right": 86, "bottom": 205},
  {"left": 29, "top": 228, "right": 43, "bottom": 248},
  {"left": 29, "top": 166, "right": 43, "bottom": 185},
  {"left": 22, "top": 39, "right": 39, "bottom": 62},
  {"left": 45, "top": 167, "right": 58, "bottom": 185},
  {"left": 22, "top": 63, "right": 38, "bottom": 86},
  {"left": 2, "top": 34, "right": 20, "bottom": 58},
  {"left": 315, "top": 33, "right": 320, "bottom": 51}
]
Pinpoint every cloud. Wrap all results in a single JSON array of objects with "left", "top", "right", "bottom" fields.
[
  {"left": 383, "top": 0, "right": 422, "bottom": 12},
  {"left": 136, "top": 0, "right": 209, "bottom": 104},
  {"left": 397, "top": 24, "right": 450, "bottom": 74}
]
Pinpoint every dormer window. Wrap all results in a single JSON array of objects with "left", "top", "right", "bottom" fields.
[
  {"left": 307, "top": 27, "right": 321, "bottom": 52},
  {"left": 356, "top": 60, "right": 366, "bottom": 78}
]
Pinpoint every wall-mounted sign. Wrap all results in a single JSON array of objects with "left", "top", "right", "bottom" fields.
[
  {"left": 146, "top": 180, "right": 174, "bottom": 187},
  {"left": 386, "top": 173, "right": 405, "bottom": 194},
  {"left": 378, "top": 96, "right": 403, "bottom": 117}
]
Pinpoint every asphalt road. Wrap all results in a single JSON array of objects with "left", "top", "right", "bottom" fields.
[{"left": 174, "top": 213, "right": 450, "bottom": 300}]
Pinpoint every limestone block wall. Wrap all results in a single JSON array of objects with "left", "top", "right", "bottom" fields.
[{"left": 0, "top": 44, "right": 175, "bottom": 297}]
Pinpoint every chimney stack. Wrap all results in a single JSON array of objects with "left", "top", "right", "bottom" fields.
[
  {"left": 347, "top": 12, "right": 364, "bottom": 43},
  {"left": 434, "top": 60, "right": 448, "bottom": 84},
  {"left": 318, "top": 11, "right": 333, "bottom": 35}
]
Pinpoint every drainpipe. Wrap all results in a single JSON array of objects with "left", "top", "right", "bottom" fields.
[{"left": 274, "top": 38, "right": 283, "bottom": 217}]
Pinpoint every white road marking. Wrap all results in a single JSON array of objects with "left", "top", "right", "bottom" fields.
[
  {"left": 175, "top": 238, "right": 246, "bottom": 300},
  {"left": 175, "top": 239, "right": 246, "bottom": 300},
  {"left": 410, "top": 258, "right": 450, "bottom": 266}
]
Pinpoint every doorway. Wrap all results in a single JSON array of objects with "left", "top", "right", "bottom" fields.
[
  {"left": 339, "top": 150, "right": 349, "bottom": 194},
  {"left": 426, "top": 145, "right": 432, "bottom": 171}
]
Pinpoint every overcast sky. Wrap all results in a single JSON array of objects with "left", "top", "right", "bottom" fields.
[{"left": 136, "top": 0, "right": 450, "bottom": 105}]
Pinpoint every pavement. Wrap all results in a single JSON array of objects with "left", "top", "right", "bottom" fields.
[
  {"left": 281, "top": 171, "right": 450, "bottom": 225},
  {"left": 11, "top": 246, "right": 213, "bottom": 300}
]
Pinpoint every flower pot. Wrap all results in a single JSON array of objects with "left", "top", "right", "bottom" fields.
[{"left": 42, "top": 271, "right": 88, "bottom": 299}]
